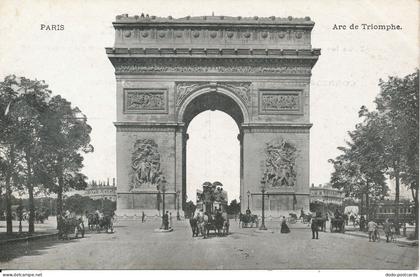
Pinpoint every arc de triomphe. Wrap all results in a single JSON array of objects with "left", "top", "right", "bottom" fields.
[{"left": 106, "top": 14, "right": 320, "bottom": 217}]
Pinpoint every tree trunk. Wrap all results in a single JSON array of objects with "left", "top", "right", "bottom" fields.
[
  {"left": 5, "top": 145, "right": 15, "bottom": 234},
  {"left": 360, "top": 193, "right": 364, "bottom": 217},
  {"left": 394, "top": 161, "right": 400, "bottom": 235},
  {"left": 25, "top": 152, "right": 35, "bottom": 234},
  {"left": 365, "top": 192, "right": 370, "bottom": 221},
  {"left": 28, "top": 184, "right": 35, "bottom": 233},
  {"left": 56, "top": 176, "right": 63, "bottom": 231},
  {"left": 411, "top": 186, "right": 418, "bottom": 239},
  {"left": 5, "top": 174, "right": 13, "bottom": 234}
]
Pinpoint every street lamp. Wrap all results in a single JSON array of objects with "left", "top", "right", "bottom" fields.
[
  {"left": 259, "top": 178, "right": 267, "bottom": 230},
  {"left": 247, "top": 190, "right": 251, "bottom": 211},
  {"left": 160, "top": 176, "right": 167, "bottom": 229},
  {"left": 176, "top": 190, "right": 181, "bottom": 221}
]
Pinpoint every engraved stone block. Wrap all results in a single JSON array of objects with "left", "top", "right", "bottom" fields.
[
  {"left": 124, "top": 88, "right": 168, "bottom": 113},
  {"left": 259, "top": 90, "right": 302, "bottom": 114}
]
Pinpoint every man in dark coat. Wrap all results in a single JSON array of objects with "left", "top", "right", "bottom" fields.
[
  {"left": 311, "top": 217, "right": 319, "bottom": 239},
  {"left": 163, "top": 211, "right": 169, "bottom": 230}
]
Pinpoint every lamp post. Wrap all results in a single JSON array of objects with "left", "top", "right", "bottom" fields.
[
  {"left": 161, "top": 177, "right": 167, "bottom": 215},
  {"left": 159, "top": 176, "right": 167, "bottom": 229},
  {"left": 259, "top": 178, "right": 267, "bottom": 230},
  {"left": 176, "top": 190, "right": 180, "bottom": 220},
  {"left": 247, "top": 190, "right": 250, "bottom": 211}
]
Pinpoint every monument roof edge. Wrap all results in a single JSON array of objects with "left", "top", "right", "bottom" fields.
[{"left": 112, "top": 14, "right": 315, "bottom": 27}]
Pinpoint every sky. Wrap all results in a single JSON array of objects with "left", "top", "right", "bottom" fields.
[{"left": 0, "top": 0, "right": 418, "bottom": 201}]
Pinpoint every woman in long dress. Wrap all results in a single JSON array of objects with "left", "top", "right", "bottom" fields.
[{"left": 281, "top": 216, "right": 290, "bottom": 233}]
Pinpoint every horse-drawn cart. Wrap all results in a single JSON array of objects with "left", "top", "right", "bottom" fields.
[
  {"left": 330, "top": 216, "right": 345, "bottom": 233},
  {"left": 59, "top": 216, "right": 85, "bottom": 240},
  {"left": 190, "top": 181, "right": 229, "bottom": 238},
  {"left": 239, "top": 210, "right": 259, "bottom": 228}
]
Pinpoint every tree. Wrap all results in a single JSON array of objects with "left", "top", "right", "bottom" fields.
[
  {"left": 0, "top": 75, "right": 52, "bottom": 233},
  {"left": 374, "top": 71, "right": 419, "bottom": 236},
  {"left": 330, "top": 70, "right": 418, "bottom": 236},
  {"left": 41, "top": 95, "right": 93, "bottom": 229},
  {"left": 227, "top": 199, "right": 241, "bottom": 215},
  {"left": 329, "top": 107, "right": 387, "bottom": 220}
]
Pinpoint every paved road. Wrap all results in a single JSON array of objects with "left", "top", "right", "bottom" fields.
[{"left": 0, "top": 218, "right": 418, "bottom": 270}]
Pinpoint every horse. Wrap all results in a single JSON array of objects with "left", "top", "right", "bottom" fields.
[
  {"left": 196, "top": 213, "right": 207, "bottom": 238},
  {"left": 204, "top": 214, "right": 219, "bottom": 237},
  {"left": 239, "top": 213, "right": 259, "bottom": 228},
  {"left": 97, "top": 214, "right": 114, "bottom": 233},
  {"left": 87, "top": 213, "right": 99, "bottom": 231},
  {"left": 59, "top": 215, "right": 85, "bottom": 240},
  {"left": 189, "top": 217, "right": 199, "bottom": 237},
  {"left": 213, "top": 212, "right": 225, "bottom": 236}
]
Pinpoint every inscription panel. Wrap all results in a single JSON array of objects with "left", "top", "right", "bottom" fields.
[
  {"left": 259, "top": 89, "right": 302, "bottom": 115},
  {"left": 124, "top": 88, "right": 168, "bottom": 114}
]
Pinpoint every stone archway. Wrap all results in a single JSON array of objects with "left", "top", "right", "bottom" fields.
[
  {"left": 107, "top": 14, "right": 320, "bottom": 217},
  {"left": 177, "top": 85, "right": 248, "bottom": 209}
]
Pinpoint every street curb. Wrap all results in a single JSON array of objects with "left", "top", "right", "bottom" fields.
[
  {"left": 0, "top": 232, "right": 58, "bottom": 245},
  {"left": 344, "top": 231, "right": 419, "bottom": 246}
]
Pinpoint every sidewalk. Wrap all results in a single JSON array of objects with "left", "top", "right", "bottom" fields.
[
  {"left": 343, "top": 227, "right": 418, "bottom": 246},
  {"left": 0, "top": 218, "right": 59, "bottom": 245},
  {"left": 0, "top": 230, "right": 58, "bottom": 245}
]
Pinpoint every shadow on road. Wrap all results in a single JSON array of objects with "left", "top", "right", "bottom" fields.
[{"left": 0, "top": 237, "right": 79, "bottom": 263}]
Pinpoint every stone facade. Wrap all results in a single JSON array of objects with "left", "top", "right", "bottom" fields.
[
  {"left": 310, "top": 184, "right": 344, "bottom": 206},
  {"left": 106, "top": 14, "right": 320, "bottom": 217}
]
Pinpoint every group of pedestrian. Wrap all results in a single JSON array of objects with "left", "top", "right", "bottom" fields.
[
  {"left": 162, "top": 211, "right": 173, "bottom": 230},
  {"left": 367, "top": 218, "right": 396, "bottom": 243}
]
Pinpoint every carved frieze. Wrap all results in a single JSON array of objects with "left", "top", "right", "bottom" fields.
[
  {"left": 220, "top": 82, "right": 251, "bottom": 106},
  {"left": 113, "top": 58, "right": 313, "bottom": 75},
  {"left": 175, "top": 81, "right": 251, "bottom": 108},
  {"left": 259, "top": 90, "right": 302, "bottom": 114},
  {"left": 263, "top": 138, "right": 298, "bottom": 188},
  {"left": 175, "top": 82, "right": 209, "bottom": 107},
  {"left": 130, "top": 139, "right": 162, "bottom": 191},
  {"left": 124, "top": 88, "right": 168, "bottom": 113}
]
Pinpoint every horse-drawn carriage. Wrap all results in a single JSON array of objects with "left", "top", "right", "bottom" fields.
[
  {"left": 330, "top": 215, "right": 345, "bottom": 233},
  {"left": 58, "top": 215, "right": 85, "bottom": 240},
  {"left": 239, "top": 210, "right": 259, "bottom": 228},
  {"left": 190, "top": 211, "right": 229, "bottom": 238},
  {"left": 190, "top": 181, "right": 230, "bottom": 238},
  {"left": 87, "top": 211, "right": 114, "bottom": 233}
]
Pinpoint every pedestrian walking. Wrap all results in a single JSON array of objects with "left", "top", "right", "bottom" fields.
[
  {"left": 141, "top": 211, "right": 145, "bottom": 223},
  {"left": 367, "top": 219, "right": 378, "bottom": 242},
  {"left": 383, "top": 218, "right": 392, "bottom": 242},
  {"left": 360, "top": 215, "right": 366, "bottom": 231},
  {"left": 311, "top": 217, "right": 319, "bottom": 239},
  {"left": 280, "top": 216, "right": 290, "bottom": 233}
]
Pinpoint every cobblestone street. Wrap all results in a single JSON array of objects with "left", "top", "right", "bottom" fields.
[{"left": 0, "top": 218, "right": 417, "bottom": 270}]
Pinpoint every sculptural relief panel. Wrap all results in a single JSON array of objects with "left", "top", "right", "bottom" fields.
[
  {"left": 114, "top": 58, "right": 312, "bottom": 75},
  {"left": 129, "top": 139, "right": 162, "bottom": 192},
  {"left": 258, "top": 89, "right": 302, "bottom": 114},
  {"left": 175, "top": 81, "right": 252, "bottom": 108},
  {"left": 262, "top": 138, "right": 298, "bottom": 188},
  {"left": 124, "top": 88, "right": 168, "bottom": 114}
]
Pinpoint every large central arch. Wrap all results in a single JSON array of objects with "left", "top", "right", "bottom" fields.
[
  {"left": 107, "top": 14, "right": 320, "bottom": 217},
  {"left": 179, "top": 86, "right": 247, "bottom": 208}
]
